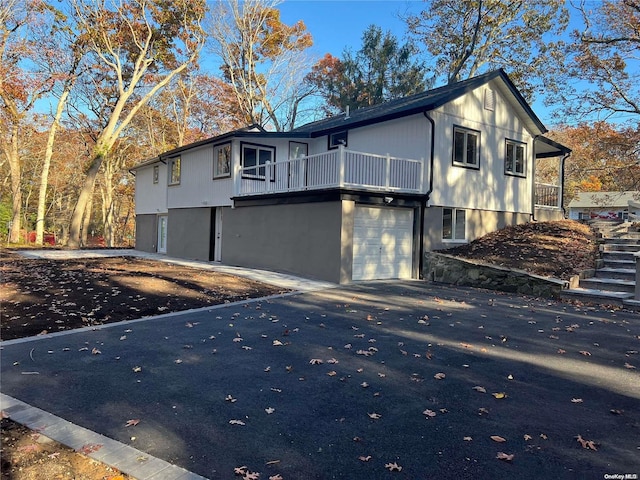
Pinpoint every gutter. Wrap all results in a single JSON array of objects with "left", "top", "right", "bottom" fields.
[{"left": 419, "top": 111, "right": 436, "bottom": 278}]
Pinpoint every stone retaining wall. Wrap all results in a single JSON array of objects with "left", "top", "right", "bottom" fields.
[{"left": 423, "top": 252, "right": 569, "bottom": 298}]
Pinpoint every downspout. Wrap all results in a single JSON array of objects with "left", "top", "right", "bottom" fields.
[
  {"left": 532, "top": 135, "right": 540, "bottom": 221},
  {"left": 560, "top": 152, "right": 570, "bottom": 217},
  {"left": 419, "top": 111, "right": 436, "bottom": 278}
]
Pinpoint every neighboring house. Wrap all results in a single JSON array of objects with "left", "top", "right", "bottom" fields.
[
  {"left": 130, "top": 69, "right": 570, "bottom": 284},
  {"left": 567, "top": 191, "right": 640, "bottom": 221}
]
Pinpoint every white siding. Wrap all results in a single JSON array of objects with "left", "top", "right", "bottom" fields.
[
  {"left": 428, "top": 81, "right": 534, "bottom": 213},
  {"left": 135, "top": 163, "right": 167, "bottom": 214},
  {"left": 167, "top": 144, "right": 233, "bottom": 209}
]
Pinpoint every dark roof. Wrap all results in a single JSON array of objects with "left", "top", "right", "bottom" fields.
[{"left": 293, "top": 69, "right": 547, "bottom": 136}]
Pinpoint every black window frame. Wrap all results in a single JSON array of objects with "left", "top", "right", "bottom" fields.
[
  {"left": 240, "top": 142, "right": 275, "bottom": 181},
  {"left": 504, "top": 138, "right": 527, "bottom": 177},
  {"left": 328, "top": 130, "right": 348, "bottom": 150},
  {"left": 452, "top": 125, "right": 481, "bottom": 169},
  {"left": 168, "top": 156, "right": 181, "bottom": 185},
  {"left": 213, "top": 142, "right": 232, "bottom": 179}
]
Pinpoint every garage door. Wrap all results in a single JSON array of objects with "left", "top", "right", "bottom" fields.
[{"left": 352, "top": 206, "right": 414, "bottom": 281}]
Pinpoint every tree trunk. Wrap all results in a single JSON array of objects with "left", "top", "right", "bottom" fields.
[
  {"left": 67, "top": 152, "right": 104, "bottom": 248},
  {"left": 82, "top": 194, "right": 92, "bottom": 246},
  {"left": 36, "top": 89, "right": 69, "bottom": 245},
  {"left": 7, "top": 123, "right": 21, "bottom": 243}
]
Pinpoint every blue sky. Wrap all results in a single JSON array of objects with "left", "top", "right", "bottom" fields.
[
  {"left": 277, "top": 0, "right": 560, "bottom": 123},
  {"left": 278, "top": 0, "right": 421, "bottom": 58}
]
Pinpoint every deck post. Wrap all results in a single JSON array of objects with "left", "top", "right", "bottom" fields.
[
  {"left": 338, "top": 145, "right": 345, "bottom": 187},
  {"left": 385, "top": 154, "right": 391, "bottom": 188}
]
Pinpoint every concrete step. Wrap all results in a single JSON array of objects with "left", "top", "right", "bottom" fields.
[
  {"left": 561, "top": 288, "right": 633, "bottom": 306},
  {"left": 603, "top": 258, "right": 635, "bottom": 268},
  {"left": 594, "top": 268, "right": 636, "bottom": 280},
  {"left": 601, "top": 234, "right": 640, "bottom": 241},
  {"left": 579, "top": 277, "right": 635, "bottom": 293},
  {"left": 602, "top": 251, "right": 637, "bottom": 261},
  {"left": 601, "top": 243, "right": 640, "bottom": 252}
]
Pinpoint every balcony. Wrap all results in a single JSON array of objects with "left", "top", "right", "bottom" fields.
[{"left": 234, "top": 146, "right": 425, "bottom": 197}]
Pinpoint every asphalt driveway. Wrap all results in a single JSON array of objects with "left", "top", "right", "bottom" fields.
[{"left": 1, "top": 281, "right": 639, "bottom": 479}]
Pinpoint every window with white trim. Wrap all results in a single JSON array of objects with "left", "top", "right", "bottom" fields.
[
  {"left": 213, "top": 143, "right": 231, "bottom": 178},
  {"left": 442, "top": 208, "right": 466, "bottom": 241},
  {"left": 168, "top": 157, "right": 181, "bottom": 185},
  {"left": 453, "top": 126, "right": 480, "bottom": 168},
  {"left": 242, "top": 143, "right": 275, "bottom": 179},
  {"left": 505, "top": 139, "right": 526, "bottom": 176}
]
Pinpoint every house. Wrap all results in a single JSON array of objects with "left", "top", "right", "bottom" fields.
[
  {"left": 130, "top": 69, "right": 571, "bottom": 284},
  {"left": 567, "top": 191, "right": 640, "bottom": 221}
]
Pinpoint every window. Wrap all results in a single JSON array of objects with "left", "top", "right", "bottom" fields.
[
  {"left": 289, "top": 141, "right": 308, "bottom": 159},
  {"left": 453, "top": 126, "right": 480, "bottom": 168},
  {"left": 169, "top": 157, "right": 181, "bottom": 185},
  {"left": 328, "top": 130, "right": 348, "bottom": 149},
  {"left": 242, "top": 143, "right": 275, "bottom": 179},
  {"left": 442, "top": 208, "right": 466, "bottom": 241},
  {"left": 213, "top": 143, "right": 231, "bottom": 178},
  {"left": 505, "top": 139, "right": 526, "bottom": 176},
  {"left": 153, "top": 165, "right": 159, "bottom": 184}
]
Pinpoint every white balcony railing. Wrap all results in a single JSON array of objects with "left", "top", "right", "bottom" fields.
[
  {"left": 234, "top": 146, "right": 424, "bottom": 197},
  {"left": 535, "top": 182, "right": 561, "bottom": 208}
]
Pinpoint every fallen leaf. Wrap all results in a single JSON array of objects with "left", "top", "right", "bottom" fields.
[
  {"left": 77, "top": 443, "right": 102, "bottom": 454},
  {"left": 540, "top": 433, "right": 548, "bottom": 440},
  {"left": 557, "top": 349, "right": 566, "bottom": 354},
  {"left": 378, "top": 372, "right": 386, "bottom": 378},
  {"left": 229, "top": 419, "right": 246, "bottom": 426},
  {"left": 368, "top": 412, "right": 382, "bottom": 420},
  {"left": 125, "top": 419, "right": 140, "bottom": 427},
  {"left": 463, "top": 436, "right": 473, "bottom": 441},
  {"left": 265, "top": 407, "right": 275, "bottom": 414},
  {"left": 327, "top": 358, "right": 339, "bottom": 364},
  {"left": 624, "top": 362, "right": 636, "bottom": 369},
  {"left": 496, "top": 452, "right": 514, "bottom": 461},
  {"left": 571, "top": 398, "right": 583, "bottom": 403},
  {"left": 423, "top": 409, "right": 437, "bottom": 418},
  {"left": 434, "top": 372, "right": 446, "bottom": 380},
  {"left": 361, "top": 382, "right": 369, "bottom": 388},
  {"left": 327, "top": 371, "right": 337, "bottom": 376},
  {"left": 1, "top": 411, "right": 9, "bottom": 419},
  {"left": 490, "top": 435, "right": 506, "bottom": 443},
  {"left": 523, "top": 434, "right": 532, "bottom": 441},
  {"left": 91, "top": 348, "right": 101, "bottom": 355},
  {"left": 309, "top": 358, "right": 323, "bottom": 365},
  {"left": 385, "top": 462, "right": 402, "bottom": 472},
  {"left": 472, "top": 386, "right": 486, "bottom": 393},
  {"left": 234, "top": 466, "right": 248, "bottom": 475},
  {"left": 478, "top": 407, "right": 490, "bottom": 415},
  {"left": 132, "top": 366, "right": 142, "bottom": 373},
  {"left": 359, "top": 455, "right": 372, "bottom": 462},
  {"left": 269, "top": 475, "right": 283, "bottom": 480},
  {"left": 225, "top": 395, "right": 237, "bottom": 403},
  {"left": 579, "top": 351, "right": 591, "bottom": 356},
  {"left": 610, "top": 409, "right": 623, "bottom": 415},
  {"left": 492, "top": 392, "right": 507, "bottom": 399},
  {"left": 272, "top": 340, "right": 284, "bottom": 346},
  {"left": 576, "top": 434, "right": 598, "bottom": 451}
]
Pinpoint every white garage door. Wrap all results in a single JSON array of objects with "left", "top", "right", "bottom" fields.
[{"left": 352, "top": 206, "right": 414, "bottom": 281}]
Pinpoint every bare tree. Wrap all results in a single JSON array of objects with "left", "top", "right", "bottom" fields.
[{"left": 208, "top": 0, "right": 314, "bottom": 131}]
